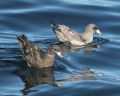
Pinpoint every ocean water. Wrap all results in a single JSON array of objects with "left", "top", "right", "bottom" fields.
[{"left": 0, "top": 0, "right": 120, "bottom": 96}]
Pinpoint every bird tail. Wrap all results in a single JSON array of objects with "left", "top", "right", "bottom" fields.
[{"left": 50, "top": 20, "right": 58, "bottom": 29}]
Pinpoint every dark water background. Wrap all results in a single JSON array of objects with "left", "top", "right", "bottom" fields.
[{"left": 0, "top": 0, "right": 120, "bottom": 96}]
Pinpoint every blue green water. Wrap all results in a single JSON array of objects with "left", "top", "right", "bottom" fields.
[{"left": 0, "top": 0, "right": 120, "bottom": 96}]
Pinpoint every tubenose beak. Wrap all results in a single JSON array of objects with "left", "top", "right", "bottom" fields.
[
  {"left": 56, "top": 51, "right": 63, "bottom": 58},
  {"left": 96, "top": 29, "right": 101, "bottom": 35}
]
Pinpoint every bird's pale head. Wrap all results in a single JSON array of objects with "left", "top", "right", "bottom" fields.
[{"left": 87, "top": 24, "right": 101, "bottom": 35}]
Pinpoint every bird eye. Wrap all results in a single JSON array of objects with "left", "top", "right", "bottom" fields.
[
  {"left": 57, "top": 28, "right": 61, "bottom": 32},
  {"left": 93, "top": 27, "right": 98, "bottom": 30},
  {"left": 68, "top": 29, "right": 71, "bottom": 31},
  {"left": 54, "top": 48, "right": 58, "bottom": 51}
]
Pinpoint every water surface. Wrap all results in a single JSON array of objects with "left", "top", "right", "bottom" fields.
[{"left": 0, "top": 0, "right": 120, "bottom": 96}]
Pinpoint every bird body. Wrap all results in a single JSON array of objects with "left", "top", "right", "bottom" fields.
[
  {"left": 17, "top": 34, "right": 61, "bottom": 69},
  {"left": 51, "top": 21, "right": 101, "bottom": 46}
]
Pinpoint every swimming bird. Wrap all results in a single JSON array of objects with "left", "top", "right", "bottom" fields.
[
  {"left": 50, "top": 21, "right": 101, "bottom": 46},
  {"left": 17, "top": 34, "right": 62, "bottom": 69}
]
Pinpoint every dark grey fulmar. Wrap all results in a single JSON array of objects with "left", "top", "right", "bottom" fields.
[{"left": 17, "top": 34, "right": 62, "bottom": 69}]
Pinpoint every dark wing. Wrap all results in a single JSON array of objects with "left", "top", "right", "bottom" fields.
[
  {"left": 35, "top": 46, "right": 46, "bottom": 60},
  {"left": 17, "top": 34, "right": 46, "bottom": 67}
]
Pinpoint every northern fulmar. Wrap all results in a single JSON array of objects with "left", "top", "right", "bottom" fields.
[
  {"left": 17, "top": 34, "right": 62, "bottom": 69},
  {"left": 50, "top": 21, "right": 101, "bottom": 46}
]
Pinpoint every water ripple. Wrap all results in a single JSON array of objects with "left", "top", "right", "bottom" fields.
[{"left": 0, "top": 0, "right": 120, "bottom": 96}]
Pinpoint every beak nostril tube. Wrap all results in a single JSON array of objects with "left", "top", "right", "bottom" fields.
[
  {"left": 96, "top": 29, "right": 101, "bottom": 35},
  {"left": 56, "top": 52, "right": 63, "bottom": 57}
]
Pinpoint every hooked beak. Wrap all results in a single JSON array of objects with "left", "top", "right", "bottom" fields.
[
  {"left": 96, "top": 29, "right": 101, "bottom": 35},
  {"left": 56, "top": 51, "right": 63, "bottom": 58}
]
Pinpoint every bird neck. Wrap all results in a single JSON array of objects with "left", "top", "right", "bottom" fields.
[
  {"left": 82, "top": 29, "right": 94, "bottom": 44},
  {"left": 47, "top": 49, "right": 55, "bottom": 56},
  {"left": 46, "top": 51, "right": 55, "bottom": 61}
]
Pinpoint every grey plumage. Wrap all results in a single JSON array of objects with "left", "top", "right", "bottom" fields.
[
  {"left": 17, "top": 34, "right": 61, "bottom": 69},
  {"left": 51, "top": 21, "right": 101, "bottom": 46}
]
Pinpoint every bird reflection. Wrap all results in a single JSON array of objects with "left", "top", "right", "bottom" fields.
[
  {"left": 58, "top": 42, "right": 101, "bottom": 56},
  {"left": 15, "top": 67, "right": 56, "bottom": 96},
  {"left": 84, "top": 44, "right": 101, "bottom": 54},
  {"left": 15, "top": 65, "right": 98, "bottom": 95},
  {"left": 56, "top": 37, "right": 109, "bottom": 56}
]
